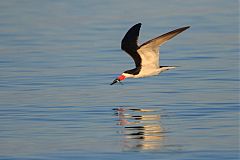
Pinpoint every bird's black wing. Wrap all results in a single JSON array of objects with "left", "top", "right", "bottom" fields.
[{"left": 121, "top": 23, "right": 142, "bottom": 67}]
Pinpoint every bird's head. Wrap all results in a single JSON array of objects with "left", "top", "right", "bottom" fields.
[{"left": 110, "top": 74, "right": 126, "bottom": 85}]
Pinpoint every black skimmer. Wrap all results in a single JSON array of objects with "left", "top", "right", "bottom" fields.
[{"left": 111, "top": 23, "right": 190, "bottom": 85}]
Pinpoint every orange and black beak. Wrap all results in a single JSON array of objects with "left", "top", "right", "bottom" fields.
[{"left": 110, "top": 75, "right": 126, "bottom": 85}]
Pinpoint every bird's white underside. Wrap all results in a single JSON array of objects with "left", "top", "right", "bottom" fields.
[
  {"left": 123, "top": 66, "right": 176, "bottom": 78},
  {"left": 122, "top": 47, "right": 177, "bottom": 78}
]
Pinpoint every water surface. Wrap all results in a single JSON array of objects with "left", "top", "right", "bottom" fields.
[{"left": 0, "top": 0, "right": 239, "bottom": 159}]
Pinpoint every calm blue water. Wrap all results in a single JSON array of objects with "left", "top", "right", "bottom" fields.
[{"left": 0, "top": 0, "right": 239, "bottom": 159}]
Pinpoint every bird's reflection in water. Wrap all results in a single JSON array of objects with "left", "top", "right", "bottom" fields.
[{"left": 113, "top": 107, "right": 165, "bottom": 151}]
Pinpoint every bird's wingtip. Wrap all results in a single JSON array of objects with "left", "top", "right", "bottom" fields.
[
  {"left": 135, "top": 23, "right": 142, "bottom": 27},
  {"left": 179, "top": 26, "right": 191, "bottom": 32}
]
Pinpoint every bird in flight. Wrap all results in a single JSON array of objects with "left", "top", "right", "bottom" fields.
[{"left": 111, "top": 23, "right": 190, "bottom": 85}]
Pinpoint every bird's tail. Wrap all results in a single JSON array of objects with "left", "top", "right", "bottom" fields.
[{"left": 159, "top": 66, "right": 178, "bottom": 72}]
